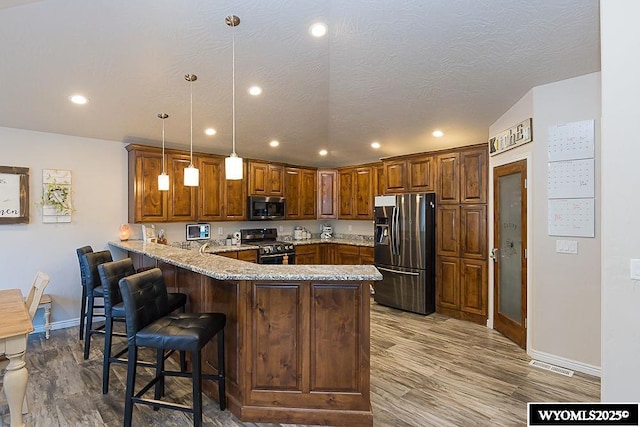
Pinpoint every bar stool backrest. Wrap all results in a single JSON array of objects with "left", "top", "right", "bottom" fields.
[
  {"left": 98, "top": 258, "right": 136, "bottom": 311},
  {"left": 80, "top": 250, "right": 113, "bottom": 292}
]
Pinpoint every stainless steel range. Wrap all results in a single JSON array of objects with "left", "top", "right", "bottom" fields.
[{"left": 240, "top": 228, "right": 295, "bottom": 264}]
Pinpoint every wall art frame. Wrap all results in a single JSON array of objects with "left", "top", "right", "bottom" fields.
[{"left": 0, "top": 165, "right": 30, "bottom": 224}]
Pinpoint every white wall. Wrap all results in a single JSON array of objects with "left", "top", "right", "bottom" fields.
[
  {"left": 489, "top": 72, "right": 602, "bottom": 375},
  {"left": 531, "top": 73, "right": 601, "bottom": 373},
  {"left": 0, "top": 127, "right": 128, "bottom": 331},
  {"left": 600, "top": 1, "right": 640, "bottom": 401}
]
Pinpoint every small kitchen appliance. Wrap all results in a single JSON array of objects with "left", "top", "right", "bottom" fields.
[
  {"left": 320, "top": 224, "right": 333, "bottom": 239},
  {"left": 240, "top": 228, "right": 295, "bottom": 264}
]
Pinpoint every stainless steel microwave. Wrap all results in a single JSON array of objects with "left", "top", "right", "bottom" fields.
[{"left": 248, "top": 196, "right": 286, "bottom": 220}]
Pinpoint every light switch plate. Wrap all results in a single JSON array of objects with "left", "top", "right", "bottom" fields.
[
  {"left": 631, "top": 259, "right": 640, "bottom": 280},
  {"left": 556, "top": 239, "right": 578, "bottom": 254}
]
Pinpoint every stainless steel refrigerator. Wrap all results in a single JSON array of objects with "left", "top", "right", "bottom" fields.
[{"left": 373, "top": 193, "right": 436, "bottom": 315}]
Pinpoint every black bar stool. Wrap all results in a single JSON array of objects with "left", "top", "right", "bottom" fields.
[
  {"left": 80, "top": 250, "right": 113, "bottom": 359},
  {"left": 76, "top": 245, "right": 94, "bottom": 340},
  {"left": 118, "top": 268, "right": 225, "bottom": 427},
  {"left": 97, "top": 258, "right": 188, "bottom": 394}
]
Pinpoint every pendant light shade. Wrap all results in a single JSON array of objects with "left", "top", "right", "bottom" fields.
[
  {"left": 157, "top": 113, "right": 170, "bottom": 191},
  {"left": 225, "top": 15, "right": 243, "bottom": 180},
  {"left": 184, "top": 73, "right": 199, "bottom": 187}
]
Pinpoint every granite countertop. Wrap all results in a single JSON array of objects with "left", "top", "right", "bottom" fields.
[{"left": 109, "top": 240, "right": 382, "bottom": 282}]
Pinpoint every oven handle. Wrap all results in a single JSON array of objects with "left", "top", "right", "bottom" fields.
[{"left": 259, "top": 253, "right": 295, "bottom": 259}]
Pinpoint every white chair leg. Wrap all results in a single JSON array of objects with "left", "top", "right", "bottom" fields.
[{"left": 44, "top": 303, "right": 51, "bottom": 339}]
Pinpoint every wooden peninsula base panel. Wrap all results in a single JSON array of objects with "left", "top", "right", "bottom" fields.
[{"left": 124, "top": 247, "right": 376, "bottom": 426}]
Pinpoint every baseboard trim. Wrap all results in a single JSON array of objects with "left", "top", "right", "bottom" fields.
[
  {"left": 528, "top": 348, "right": 601, "bottom": 377},
  {"left": 30, "top": 317, "right": 106, "bottom": 336}
]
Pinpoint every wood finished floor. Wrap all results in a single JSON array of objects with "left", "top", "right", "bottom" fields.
[{"left": 1, "top": 300, "right": 600, "bottom": 426}]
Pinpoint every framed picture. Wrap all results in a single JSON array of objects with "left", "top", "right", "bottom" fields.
[{"left": 0, "top": 165, "right": 29, "bottom": 224}]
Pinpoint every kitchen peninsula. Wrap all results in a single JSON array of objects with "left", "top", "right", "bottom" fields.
[{"left": 109, "top": 240, "right": 381, "bottom": 426}]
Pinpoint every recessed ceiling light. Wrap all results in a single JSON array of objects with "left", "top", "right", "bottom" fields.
[
  {"left": 69, "top": 95, "right": 88, "bottom": 105},
  {"left": 371, "top": 141, "right": 381, "bottom": 149},
  {"left": 269, "top": 140, "right": 279, "bottom": 147},
  {"left": 432, "top": 130, "right": 444, "bottom": 137},
  {"left": 248, "top": 86, "right": 262, "bottom": 96},
  {"left": 205, "top": 128, "right": 217, "bottom": 136},
  {"left": 309, "top": 22, "right": 328, "bottom": 38},
  {"left": 319, "top": 149, "right": 328, "bottom": 156}
]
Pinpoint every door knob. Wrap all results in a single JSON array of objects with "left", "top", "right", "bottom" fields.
[{"left": 490, "top": 248, "right": 499, "bottom": 262}]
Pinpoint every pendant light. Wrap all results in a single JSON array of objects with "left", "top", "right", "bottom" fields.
[
  {"left": 225, "top": 15, "right": 243, "bottom": 180},
  {"left": 157, "top": 113, "right": 170, "bottom": 191},
  {"left": 184, "top": 73, "right": 199, "bottom": 186}
]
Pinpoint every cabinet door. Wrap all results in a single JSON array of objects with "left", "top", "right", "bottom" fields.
[
  {"left": 268, "top": 164, "right": 284, "bottom": 196},
  {"left": 249, "top": 161, "right": 268, "bottom": 195},
  {"left": 383, "top": 160, "right": 407, "bottom": 193},
  {"left": 354, "top": 166, "right": 373, "bottom": 219},
  {"left": 300, "top": 168, "right": 317, "bottom": 219},
  {"left": 295, "top": 245, "right": 320, "bottom": 265},
  {"left": 437, "top": 206, "right": 460, "bottom": 257},
  {"left": 337, "top": 245, "right": 360, "bottom": 265},
  {"left": 373, "top": 163, "right": 385, "bottom": 196},
  {"left": 198, "top": 156, "right": 224, "bottom": 221},
  {"left": 437, "top": 256, "right": 459, "bottom": 310},
  {"left": 359, "top": 247, "right": 374, "bottom": 265},
  {"left": 437, "top": 152, "right": 459, "bottom": 204},
  {"left": 460, "top": 148, "right": 487, "bottom": 204},
  {"left": 320, "top": 244, "right": 336, "bottom": 264},
  {"left": 318, "top": 170, "right": 337, "bottom": 219},
  {"left": 460, "top": 205, "right": 487, "bottom": 259},
  {"left": 218, "top": 251, "right": 238, "bottom": 259},
  {"left": 408, "top": 155, "right": 436, "bottom": 192},
  {"left": 129, "top": 149, "right": 167, "bottom": 222},
  {"left": 338, "top": 169, "right": 354, "bottom": 219},
  {"left": 237, "top": 249, "right": 258, "bottom": 263},
  {"left": 224, "top": 170, "right": 247, "bottom": 220},
  {"left": 460, "top": 259, "right": 487, "bottom": 316},
  {"left": 168, "top": 153, "right": 197, "bottom": 221},
  {"left": 285, "top": 167, "right": 301, "bottom": 219}
]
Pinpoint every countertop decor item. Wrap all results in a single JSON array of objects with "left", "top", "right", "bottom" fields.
[
  {"left": 183, "top": 74, "right": 199, "bottom": 186},
  {"left": 118, "top": 224, "right": 131, "bottom": 241},
  {"left": 157, "top": 113, "right": 169, "bottom": 191},
  {"left": 224, "top": 14, "right": 243, "bottom": 180}
]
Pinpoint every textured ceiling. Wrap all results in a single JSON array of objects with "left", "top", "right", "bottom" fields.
[{"left": 0, "top": 0, "right": 600, "bottom": 167}]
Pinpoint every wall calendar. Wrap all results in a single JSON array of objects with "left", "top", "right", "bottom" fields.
[{"left": 547, "top": 119, "right": 596, "bottom": 238}]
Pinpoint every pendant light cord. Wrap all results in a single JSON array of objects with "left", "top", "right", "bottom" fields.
[
  {"left": 162, "top": 118, "right": 166, "bottom": 173},
  {"left": 231, "top": 19, "right": 236, "bottom": 156},
  {"left": 190, "top": 78, "right": 194, "bottom": 165}
]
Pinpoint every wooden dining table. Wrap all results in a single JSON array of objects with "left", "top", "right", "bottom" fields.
[{"left": 0, "top": 289, "right": 33, "bottom": 427}]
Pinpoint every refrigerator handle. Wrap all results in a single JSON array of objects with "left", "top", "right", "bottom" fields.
[
  {"left": 377, "top": 266, "right": 420, "bottom": 276},
  {"left": 392, "top": 206, "right": 400, "bottom": 256}
]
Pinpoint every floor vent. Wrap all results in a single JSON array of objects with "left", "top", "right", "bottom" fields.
[{"left": 529, "top": 360, "right": 574, "bottom": 377}]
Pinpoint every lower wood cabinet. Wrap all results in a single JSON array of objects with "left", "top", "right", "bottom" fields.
[
  {"left": 295, "top": 245, "right": 320, "bottom": 264},
  {"left": 216, "top": 250, "right": 257, "bottom": 263},
  {"left": 436, "top": 256, "right": 487, "bottom": 324}
]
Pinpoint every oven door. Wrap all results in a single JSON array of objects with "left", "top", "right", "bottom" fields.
[{"left": 259, "top": 253, "right": 296, "bottom": 264}]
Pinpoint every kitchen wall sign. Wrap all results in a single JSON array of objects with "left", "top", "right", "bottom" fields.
[
  {"left": 489, "top": 118, "right": 532, "bottom": 156},
  {"left": 0, "top": 165, "right": 29, "bottom": 224},
  {"left": 42, "top": 168, "right": 73, "bottom": 223}
]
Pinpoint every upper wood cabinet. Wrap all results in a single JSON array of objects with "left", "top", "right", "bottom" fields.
[
  {"left": 383, "top": 155, "right": 435, "bottom": 194},
  {"left": 167, "top": 153, "right": 197, "bottom": 222},
  {"left": 373, "top": 163, "right": 385, "bottom": 196},
  {"left": 285, "top": 167, "right": 317, "bottom": 220},
  {"left": 249, "top": 161, "right": 284, "bottom": 196},
  {"left": 460, "top": 148, "right": 487, "bottom": 204},
  {"left": 317, "top": 170, "right": 337, "bottom": 219},
  {"left": 437, "top": 147, "right": 487, "bottom": 204},
  {"left": 128, "top": 145, "right": 246, "bottom": 223},
  {"left": 128, "top": 146, "right": 167, "bottom": 223},
  {"left": 338, "top": 166, "right": 373, "bottom": 219},
  {"left": 199, "top": 155, "right": 247, "bottom": 221}
]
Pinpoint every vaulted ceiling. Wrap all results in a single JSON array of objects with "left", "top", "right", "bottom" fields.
[{"left": 0, "top": 0, "right": 600, "bottom": 167}]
